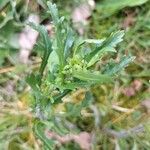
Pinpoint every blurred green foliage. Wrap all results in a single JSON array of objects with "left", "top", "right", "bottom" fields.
[{"left": 0, "top": 0, "right": 150, "bottom": 149}]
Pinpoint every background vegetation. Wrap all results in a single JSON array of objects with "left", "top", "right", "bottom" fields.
[{"left": 0, "top": 0, "right": 150, "bottom": 149}]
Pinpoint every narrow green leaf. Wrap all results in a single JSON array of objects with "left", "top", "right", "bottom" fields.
[
  {"left": 105, "top": 30, "right": 124, "bottom": 47},
  {"left": 73, "top": 70, "right": 112, "bottom": 84},
  {"left": 29, "top": 22, "right": 53, "bottom": 79},
  {"left": 64, "top": 28, "right": 74, "bottom": 59},
  {"left": 47, "top": 2, "right": 65, "bottom": 68},
  {"left": 104, "top": 56, "right": 135, "bottom": 75},
  {"left": 74, "top": 38, "right": 105, "bottom": 56},
  {"left": 86, "top": 31, "right": 124, "bottom": 62},
  {"left": 53, "top": 90, "right": 71, "bottom": 104},
  {"left": 84, "top": 39, "right": 105, "bottom": 44},
  {"left": 87, "top": 46, "right": 116, "bottom": 67},
  {"left": 26, "top": 73, "right": 40, "bottom": 91},
  {"left": 29, "top": 22, "right": 52, "bottom": 53},
  {"left": 34, "top": 121, "right": 55, "bottom": 149},
  {"left": 47, "top": 2, "right": 59, "bottom": 26},
  {"left": 62, "top": 81, "right": 91, "bottom": 90}
]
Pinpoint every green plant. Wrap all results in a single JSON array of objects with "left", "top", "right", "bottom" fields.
[{"left": 27, "top": 1, "right": 135, "bottom": 148}]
